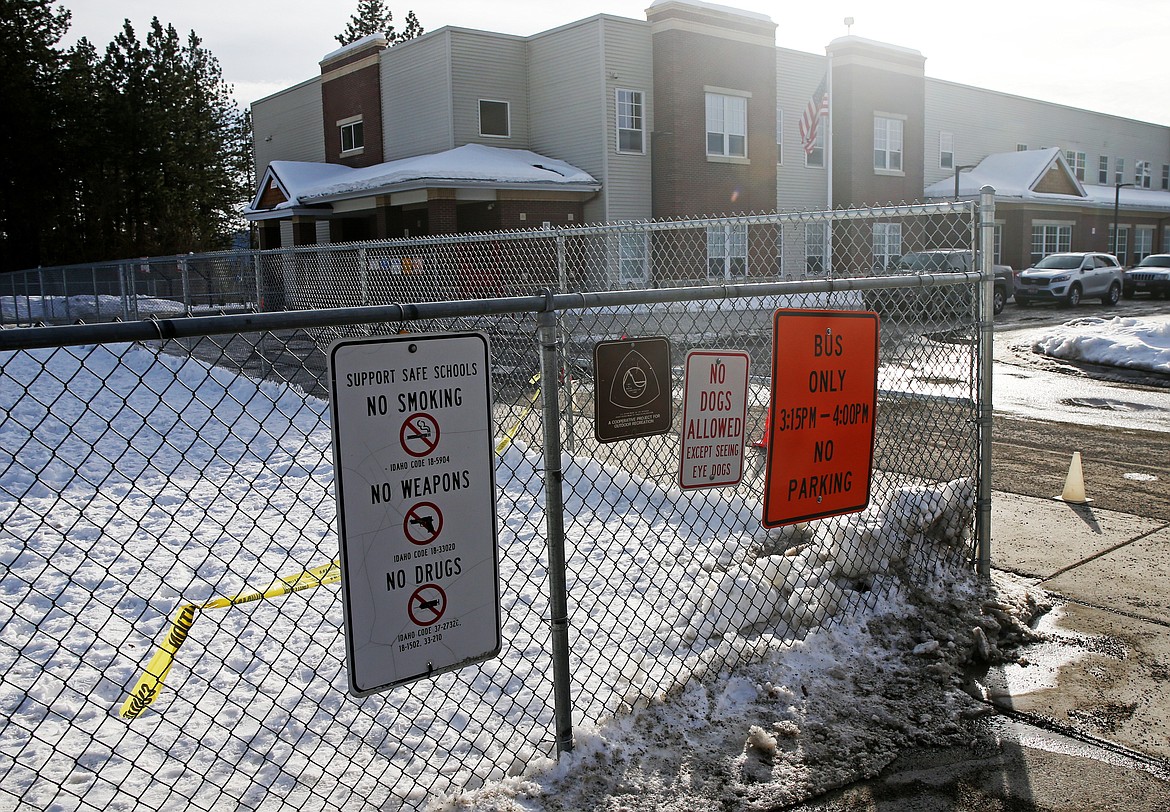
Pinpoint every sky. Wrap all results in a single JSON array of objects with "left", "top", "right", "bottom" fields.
[{"left": 62, "top": 0, "right": 1170, "bottom": 126}]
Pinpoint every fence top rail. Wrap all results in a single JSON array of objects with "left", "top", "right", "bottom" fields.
[
  {"left": 7, "top": 200, "right": 978, "bottom": 274},
  {"left": 0, "top": 271, "right": 981, "bottom": 352},
  {"left": 258, "top": 200, "right": 976, "bottom": 256}
]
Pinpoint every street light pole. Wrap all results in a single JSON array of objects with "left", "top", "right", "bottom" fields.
[
  {"left": 954, "top": 165, "right": 976, "bottom": 199},
  {"left": 1113, "top": 182, "right": 1134, "bottom": 259}
]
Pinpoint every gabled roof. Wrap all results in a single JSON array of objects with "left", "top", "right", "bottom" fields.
[
  {"left": 246, "top": 144, "right": 601, "bottom": 219},
  {"left": 927, "top": 148, "right": 1084, "bottom": 200},
  {"left": 926, "top": 148, "right": 1170, "bottom": 212}
]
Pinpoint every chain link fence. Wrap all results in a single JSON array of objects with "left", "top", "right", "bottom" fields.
[{"left": 0, "top": 203, "right": 991, "bottom": 811}]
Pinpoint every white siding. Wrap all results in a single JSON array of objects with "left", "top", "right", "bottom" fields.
[
  {"left": 449, "top": 30, "right": 529, "bottom": 148},
  {"left": 382, "top": 32, "right": 455, "bottom": 159},
  {"left": 924, "top": 79, "right": 1170, "bottom": 191},
  {"left": 528, "top": 15, "right": 653, "bottom": 224},
  {"left": 598, "top": 17, "right": 653, "bottom": 223},
  {"left": 776, "top": 48, "right": 829, "bottom": 211},
  {"left": 251, "top": 78, "right": 324, "bottom": 178}
]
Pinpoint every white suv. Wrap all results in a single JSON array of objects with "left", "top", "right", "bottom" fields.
[{"left": 1015, "top": 252, "right": 1123, "bottom": 308}]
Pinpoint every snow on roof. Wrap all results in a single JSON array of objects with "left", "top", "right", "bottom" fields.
[
  {"left": 647, "top": 0, "right": 774, "bottom": 24},
  {"left": 826, "top": 35, "right": 923, "bottom": 59},
  {"left": 319, "top": 32, "right": 388, "bottom": 65},
  {"left": 926, "top": 148, "right": 1071, "bottom": 199},
  {"left": 926, "top": 148, "right": 1170, "bottom": 211},
  {"left": 249, "top": 144, "right": 600, "bottom": 214}
]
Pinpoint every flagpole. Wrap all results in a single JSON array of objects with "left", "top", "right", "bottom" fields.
[
  {"left": 826, "top": 55, "right": 833, "bottom": 212},
  {"left": 825, "top": 53, "right": 833, "bottom": 286}
]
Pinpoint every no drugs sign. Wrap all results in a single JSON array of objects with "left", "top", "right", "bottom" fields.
[{"left": 329, "top": 332, "right": 501, "bottom": 696}]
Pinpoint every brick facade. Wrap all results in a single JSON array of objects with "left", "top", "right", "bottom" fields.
[
  {"left": 827, "top": 39, "right": 925, "bottom": 208},
  {"left": 649, "top": 4, "right": 778, "bottom": 219},
  {"left": 320, "top": 43, "right": 385, "bottom": 168}
]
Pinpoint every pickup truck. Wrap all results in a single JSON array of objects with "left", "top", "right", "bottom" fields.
[{"left": 867, "top": 249, "right": 1014, "bottom": 317}]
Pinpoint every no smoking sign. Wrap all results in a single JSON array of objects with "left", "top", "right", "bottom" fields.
[{"left": 329, "top": 332, "right": 501, "bottom": 696}]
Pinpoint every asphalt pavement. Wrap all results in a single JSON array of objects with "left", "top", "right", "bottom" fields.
[{"left": 789, "top": 489, "right": 1170, "bottom": 811}]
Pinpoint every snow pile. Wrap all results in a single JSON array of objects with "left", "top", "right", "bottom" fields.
[
  {"left": 1031, "top": 316, "right": 1170, "bottom": 375},
  {"left": 1, "top": 294, "right": 248, "bottom": 322},
  {"left": 438, "top": 539, "right": 1050, "bottom": 812}
]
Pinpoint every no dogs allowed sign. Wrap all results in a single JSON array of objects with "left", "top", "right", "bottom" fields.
[{"left": 329, "top": 332, "right": 501, "bottom": 696}]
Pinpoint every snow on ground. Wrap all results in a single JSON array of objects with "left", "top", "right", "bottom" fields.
[
  {"left": 0, "top": 327, "right": 1071, "bottom": 809},
  {"left": 1, "top": 294, "right": 250, "bottom": 323},
  {"left": 1031, "top": 316, "right": 1170, "bottom": 375},
  {"left": 436, "top": 540, "right": 1049, "bottom": 811},
  {"left": 0, "top": 341, "right": 1054, "bottom": 811}
]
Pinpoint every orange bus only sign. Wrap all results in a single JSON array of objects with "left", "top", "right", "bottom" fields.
[{"left": 762, "top": 310, "right": 879, "bottom": 527}]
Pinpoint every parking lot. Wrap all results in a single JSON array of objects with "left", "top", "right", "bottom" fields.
[{"left": 990, "top": 293, "right": 1169, "bottom": 519}]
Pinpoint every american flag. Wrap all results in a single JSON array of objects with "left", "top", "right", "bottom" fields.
[{"left": 799, "top": 74, "right": 829, "bottom": 156}]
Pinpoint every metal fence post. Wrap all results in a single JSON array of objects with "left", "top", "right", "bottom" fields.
[
  {"left": 180, "top": 256, "right": 192, "bottom": 316},
  {"left": 976, "top": 186, "right": 996, "bottom": 576},
  {"left": 536, "top": 290, "right": 574, "bottom": 756},
  {"left": 37, "top": 268, "right": 48, "bottom": 322}
]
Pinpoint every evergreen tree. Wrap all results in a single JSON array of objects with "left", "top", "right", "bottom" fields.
[
  {"left": 0, "top": 0, "right": 72, "bottom": 270},
  {"left": 336, "top": 0, "right": 394, "bottom": 46},
  {"left": 336, "top": 1, "right": 423, "bottom": 47},
  {"left": 395, "top": 10, "right": 423, "bottom": 44},
  {"left": 93, "top": 18, "right": 252, "bottom": 258},
  {"left": 0, "top": 6, "right": 253, "bottom": 269}
]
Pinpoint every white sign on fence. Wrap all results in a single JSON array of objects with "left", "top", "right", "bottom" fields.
[
  {"left": 328, "top": 332, "right": 501, "bottom": 696},
  {"left": 678, "top": 349, "right": 750, "bottom": 489}
]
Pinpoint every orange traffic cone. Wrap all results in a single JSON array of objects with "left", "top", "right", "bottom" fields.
[
  {"left": 1056, "top": 452, "right": 1093, "bottom": 504},
  {"left": 752, "top": 409, "right": 771, "bottom": 450}
]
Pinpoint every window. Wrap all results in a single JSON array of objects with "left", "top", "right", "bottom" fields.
[
  {"left": 1016, "top": 143, "right": 1029, "bottom": 152},
  {"left": 1030, "top": 223, "right": 1072, "bottom": 264},
  {"left": 776, "top": 106, "right": 783, "bottom": 165},
  {"left": 705, "top": 92, "right": 747, "bottom": 158},
  {"left": 1163, "top": 164, "right": 1170, "bottom": 191},
  {"left": 479, "top": 100, "right": 510, "bottom": 137},
  {"left": 339, "top": 116, "right": 364, "bottom": 154},
  {"left": 873, "top": 223, "right": 902, "bottom": 271},
  {"left": 617, "top": 228, "right": 649, "bottom": 286},
  {"left": 1135, "top": 160, "right": 1152, "bottom": 189},
  {"left": 939, "top": 132, "right": 954, "bottom": 170},
  {"left": 1064, "top": 150, "right": 1086, "bottom": 181},
  {"left": 805, "top": 222, "right": 828, "bottom": 275},
  {"left": 993, "top": 224, "right": 1003, "bottom": 264},
  {"left": 1134, "top": 227, "right": 1154, "bottom": 262},
  {"left": 1115, "top": 157, "right": 1125, "bottom": 185},
  {"left": 1109, "top": 225, "right": 1130, "bottom": 263},
  {"left": 873, "top": 115, "right": 903, "bottom": 172},
  {"left": 1098, "top": 156, "right": 1110, "bottom": 185},
  {"left": 616, "top": 89, "right": 644, "bottom": 153},
  {"left": 805, "top": 125, "right": 824, "bottom": 168},
  {"left": 707, "top": 224, "right": 747, "bottom": 280}
]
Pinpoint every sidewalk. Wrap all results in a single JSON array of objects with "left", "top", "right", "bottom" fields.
[{"left": 791, "top": 490, "right": 1170, "bottom": 811}]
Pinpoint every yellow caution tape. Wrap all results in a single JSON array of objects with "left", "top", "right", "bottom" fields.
[
  {"left": 119, "top": 559, "right": 341, "bottom": 721},
  {"left": 494, "top": 373, "right": 542, "bottom": 455}
]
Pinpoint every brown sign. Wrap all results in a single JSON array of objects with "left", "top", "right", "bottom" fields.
[
  {"left": 762, "top": 310, "right": 879, "bottom": 526},
  {"left": 593, "top": 337, "right": 672, "bottom": 443}
]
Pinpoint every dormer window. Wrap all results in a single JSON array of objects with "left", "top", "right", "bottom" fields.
[{"left": 339, "top": 116, "right": 364, "bottom": 154}]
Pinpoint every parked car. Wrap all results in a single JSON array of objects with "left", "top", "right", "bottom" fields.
[
  {"left": 1122, "top": 254, "right": 1170, "bottom": 299},
  {"left": 866, "top": 249, "right": 1014, "bottom": 318},
  {"left": 1014, "top": 252, "right": 1123, "bottom": 307}
]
